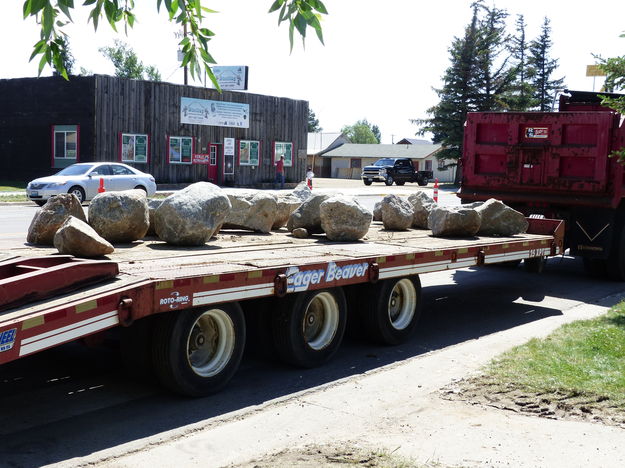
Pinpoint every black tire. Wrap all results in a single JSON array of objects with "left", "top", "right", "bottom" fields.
[
  {"left": 360, "top": 276, "right": 422, "bottom": 345},
  {"left": 272, "top": 288, "right": 347, "bottom": 368},
  {"left": 395, "top": 180, "right": 405, "bottom": 186},
  {"left": 34, "top": 200, "right": 46, "bottom": 207},
  {"left": 363, "top": 179, "right": 373, "bottom": 186},
  {"left": 68, "top": 186, "right": 86, "bottom": 203},
  {"left": 384, "top": 176, "right": 394, "bottom": 186},
  {"left": 151, "top": 303, "right": 246, "bottom": 396},
  {"left": 524, "top": 256, "right": 546, "bottom": 273}
]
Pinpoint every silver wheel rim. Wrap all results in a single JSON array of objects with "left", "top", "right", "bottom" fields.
[
  {"left": 186, "top": 309, "right": 236, "bottom": 377},
  {"left": 388, "top": 279, "right": 417, "bottom": 330},
  {"left": 302, "top": 292, "right": 339, "bottom": 350},
  {"left": 71, "top": 188, "right": 83, "bottom": 202}
]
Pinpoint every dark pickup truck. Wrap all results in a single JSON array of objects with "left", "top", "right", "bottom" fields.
[{"left": 361, "top": 157, "right": 433, "bottom": 186}]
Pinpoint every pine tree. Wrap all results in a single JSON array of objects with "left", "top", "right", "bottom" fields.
[
  {"left": 506, "top": 15, "right": 536, "bottom": 110},
  {"left": 528, "top": 17, "right": 565, "bottom": 111}
]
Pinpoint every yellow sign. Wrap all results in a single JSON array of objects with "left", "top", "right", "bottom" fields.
[{"left": 586, "top": 65, "right": 606, "bottom": 77}]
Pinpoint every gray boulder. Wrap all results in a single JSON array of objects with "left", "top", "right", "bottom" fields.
[
  {"left": 320, "top": 196, "right": 372, "bottom": 241},
  {"left": 428, "top": 206, "right": 482, "bottom": 237},
  {"left": 154, "top": 182, "right": 231, "bottom": 246},
  {"left": 380, "top": 194, "right": 413, "bottom": 231},
  {"left": 272, "top": 194, "right": 302, "bottom": 230},
  {"left": 292, "top": 182, "right": 312, "bottom": 202},
  {"left": 88, "top": 190, "right": 149, "bottom": 243},
  {"left": 146, "top": 198, "right": 163, "bottom": 237},
  {"left": 27, "top": 193, "right": 86, "bottom": 245},
  {"left": 475, "top": 198, "right": 528, "bottom": 236},
  {"left": 292, "top": 228, "right": 309, "bottom": 238},
  {"left": 407, "top": 191, "right": 435, "bottom": 229},
  {"left": 286, "top": 193, "right": 331, "bottom": 234},
  {"left": 372, "top": 201, "right": 383, "bottom": 222},
  {"left": 54, "top": 216, "right": 114, "bottom": 257},
  {"left": 224, "top": 191, "right": 277, "bottom": 233}
]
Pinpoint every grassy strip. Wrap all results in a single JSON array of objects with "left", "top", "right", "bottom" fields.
[
  {"left": 0, "top": 194, "right": 29, "bottom": 203},
  {"left": 0, "top": 181, "right": 26, "bottom": 191},
  {"left": 484, "top": 305, "right": 625, "bottom": 405}
]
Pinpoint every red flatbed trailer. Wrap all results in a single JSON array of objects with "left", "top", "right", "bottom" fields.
[{"left": 0, "top": 218, "right": 564, "bottom": 396}]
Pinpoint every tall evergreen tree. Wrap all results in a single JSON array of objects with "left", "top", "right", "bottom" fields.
[
  {"left": 308, "top": 109, "right": 322, "bottom": 132},
  {"left": 506, "top": 15, "right": 536, "bottom": 110},
  {"left": 528, "top": 17, "right": 565, "bottom": 111}
]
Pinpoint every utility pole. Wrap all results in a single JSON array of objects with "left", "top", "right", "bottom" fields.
[{"left": 183, "top": 23, "right": 188, "bottom": 85}]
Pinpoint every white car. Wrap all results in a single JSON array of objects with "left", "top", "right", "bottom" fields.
[{"left": 26, "top": 162, "right": 157, "bottom": 205}]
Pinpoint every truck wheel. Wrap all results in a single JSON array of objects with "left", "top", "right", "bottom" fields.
[
  {"left": 151, "top": 303, "right": 246, "bottom": 396},
  {"left": 395, "top": 180, "right": 405, "bottom": 186},
  {"left": 384, "top": 176, "right": 394, "bottom": 186},
  {"left": 361, "top": 276, "right": 422, "bottom": 345},
  {"left": 418, "top": 177, "right": 428, "bottom": 186},
  {"left": 363, "top": 179, "right": 372, "bottom": 186},
  {"left": 523, "top": 256, "right": 546, "bottom": 273},
  {"left": 272, "top": 288, "right": 347, "bottom": 368}
]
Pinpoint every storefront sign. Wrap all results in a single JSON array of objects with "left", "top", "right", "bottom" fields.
[
  {"left": 224, "top": 137, "right": 235, "bottom": 156},
  {"left": 193, "top": 154, "right": 210, "bottom": 164},
  {"left": 181, "top": 97, "right": 249, "bottom": 128}
]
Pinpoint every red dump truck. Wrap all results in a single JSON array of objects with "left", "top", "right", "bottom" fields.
[
  {"left": 0, "top": 219, "right": 563, "bottom": 396},
  {"left": 459, "top": 90, "right": 625, "bottom": 279}
]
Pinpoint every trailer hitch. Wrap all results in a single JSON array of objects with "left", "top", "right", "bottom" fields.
[
  {"left": 274, "top": 273, "right": 288, "bottom": 298},
  {"left": 368, "top": 262, "right": 379, "bottom": 283}
]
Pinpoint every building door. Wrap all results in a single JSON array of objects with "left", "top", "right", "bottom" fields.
[{"left": 207, "top": 144, "right": 219, "bottom": 183}]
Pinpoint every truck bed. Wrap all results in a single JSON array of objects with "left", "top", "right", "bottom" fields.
[{"left": 0, "top": 220, "right": 562, "bottom": 365}]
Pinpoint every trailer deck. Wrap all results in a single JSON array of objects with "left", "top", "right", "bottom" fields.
[{"left": 0, "top": 219, "right": 563, "bottom": 367}]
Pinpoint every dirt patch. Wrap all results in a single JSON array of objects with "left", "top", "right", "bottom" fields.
[
  {"left": 227, "top": 443, "right": 445, "bottom": 468},
  {"left": 442, "top": 375, "right": 625, "bottom": 429}
]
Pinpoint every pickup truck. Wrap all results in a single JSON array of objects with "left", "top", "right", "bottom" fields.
[{"left": 361, "top": 158, "right": 433, "bottom": 186}]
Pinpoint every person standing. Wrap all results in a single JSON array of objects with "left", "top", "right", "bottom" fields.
[
  {"left": 306, "top": 166, "right": 314, "bottom": 189},
  {"left": 275, "top": 155, "right": 285, "bottom": 189}
]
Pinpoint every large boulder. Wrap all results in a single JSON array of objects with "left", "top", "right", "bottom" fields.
[
  {"left": 88, "top": 190, "right": 149, "bottom": 243},
  {"left": 26, "top": 193, "right": 86, "bottom": 245},
  {"left": 154, "top": 182, "right": 231, "bottom": 246},
  {"left": 292, "top": 182, "right": 313, "bottom": 202},
  {"left": 380, "top": 194, "right": 413, "bottom": 231},
  {"left": 372, "top": 201, "right": 383, "bottom": 222},
  {"left": 286, "top": 193, "right": 331, "bottom": 234},
  {"left": 272, "top": 194, "right": 302, "bottom": 230},
  {"left": 475, "top": 198, "right": 528, "bottom": 236},
  {"left": 54, "top": 216, "right": 114, "bottom": 257},
  {"left": 320, "top": 196, "right": 372, "bottom": 241},
  {"left": 428, "top": 206, "right": 482, "bottom": 237},
  {"left": 224, "top": 191, "right": 278, "bottom": 233},
  {"left": 407, "top": 191, "right": 435, "bottom": 229},
  {"left": 146, "top": 198, "right": 163, "bottom": 237}
]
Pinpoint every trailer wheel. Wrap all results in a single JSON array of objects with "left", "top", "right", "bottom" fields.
[
  {"left": 362, "top": 276, "right": 422, "bottom": 345},
  {"left": 151, "top": 303, "right": 245, "bottom": 396},
  {"left": 272, "top": 288, "right": 347, "bottom": 368}
]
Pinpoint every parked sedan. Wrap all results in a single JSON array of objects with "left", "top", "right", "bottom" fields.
[{"left": 26, "top": 162, "right": 157, "bottom": 205}]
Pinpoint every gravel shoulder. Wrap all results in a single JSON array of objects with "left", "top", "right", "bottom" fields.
[{"left": 69, "top": 294, "right": 625, "bottom": 468}]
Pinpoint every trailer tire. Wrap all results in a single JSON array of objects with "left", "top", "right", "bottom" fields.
[
  {"left": 272, "top": 288, "right": 347, "bottom": 368},
  {"left": 151, "top": 303, "right": 245, "bottom": 396},
  {"left": 361, "top": 276, "right": 422, "bottom": 345}
]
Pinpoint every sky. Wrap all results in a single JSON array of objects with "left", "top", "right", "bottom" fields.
[{"left": 1, "top": 1, "right": 624, "bottom": 143}]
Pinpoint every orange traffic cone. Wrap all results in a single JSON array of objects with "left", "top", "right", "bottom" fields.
[
  {"left": 433, "top": 178, "right": 439, "bottom": 203},
  {"left": 98, "top": 177, "right": 106, "bottom": 193}
]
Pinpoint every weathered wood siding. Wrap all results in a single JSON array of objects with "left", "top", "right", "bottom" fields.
[{"left": 93, "top": 75, "right": 308, "bottom": 186}]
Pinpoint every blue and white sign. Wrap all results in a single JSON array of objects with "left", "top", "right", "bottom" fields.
[
  {"left": 213, "top": 66, "right": 249, "bottom": 90},
  {"left": 181, "top": 97, "right": 249, "bottom": 128},
  {"left": 0, "top": 328, "right": 16, "bottom": 353}
]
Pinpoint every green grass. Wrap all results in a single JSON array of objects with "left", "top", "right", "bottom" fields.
[
  {"left": 0, "top": 181, "right": 26, "bottom": 191},
  {"left": 484, "top": 305, "right": 625, "bottom": 404},
  {"left": 0, "top": 194, "right": 28, "bottom": 202}
]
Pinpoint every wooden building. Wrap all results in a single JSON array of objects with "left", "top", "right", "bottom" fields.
[{"left": 0, "top": 75, "right": 308, "bottom": 186}]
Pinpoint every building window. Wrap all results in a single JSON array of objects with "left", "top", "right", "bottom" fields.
[
  {"left": 121, "top": 133, "right": 148, "bottom": 163},
  {"left": 350, "top": 158, "right": 362, "bottom": 169},
  {"left": 438, "top": 158, "right": 447, "bottom": 170},
  {"left": 169, "top": 136, "right": 193, "bottom": 164},
  {"left": 210, "top": 146, "right": 217, "bottom": 165},
  {"left": 239, "top": 140, "right": 260, "bottom": 166},
  {"left": 274, "top": 142, "right": 293, "bottom": 167},
  {"left": 425, "top": 160, "right": 433, "bottom": 171},
  {"left": 52, "top": 125, "right": 79, "bottom": 167}
]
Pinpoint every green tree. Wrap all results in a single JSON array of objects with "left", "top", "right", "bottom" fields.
[
  {"left": 341, "top": 119, "right": 380, "bottom": 144},
  {"left": 528, "top": 17, "right": 565, "bottom": 111},
  {"left": 505, "top": 14, "right": 536, "bottom": 110},
  {"left": 308, "top": 108, "right": 322, "bottom": 132},
  {"left": 53, "top": 35, "right": 74, "bottom": 76},
  {"left": 99, "top": 40, "right": 162, "bottom": 81},
  {"left": 22, "top": 0, "right": 327, "bottom": 84}
]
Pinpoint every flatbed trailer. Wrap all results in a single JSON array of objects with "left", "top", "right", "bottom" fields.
[{"left": 0, "top": 218, "right": 564, "bottom": 396}]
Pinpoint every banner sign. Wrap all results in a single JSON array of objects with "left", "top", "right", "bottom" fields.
[
  {"left": 213, "top": 66, "right": 249, "bottom": 90},
  {"left": 181, "top": 97, "right": 249, "bottom": 128},
  {"left": 192, "top": 154, "right": 210, "bottom": 164}
]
